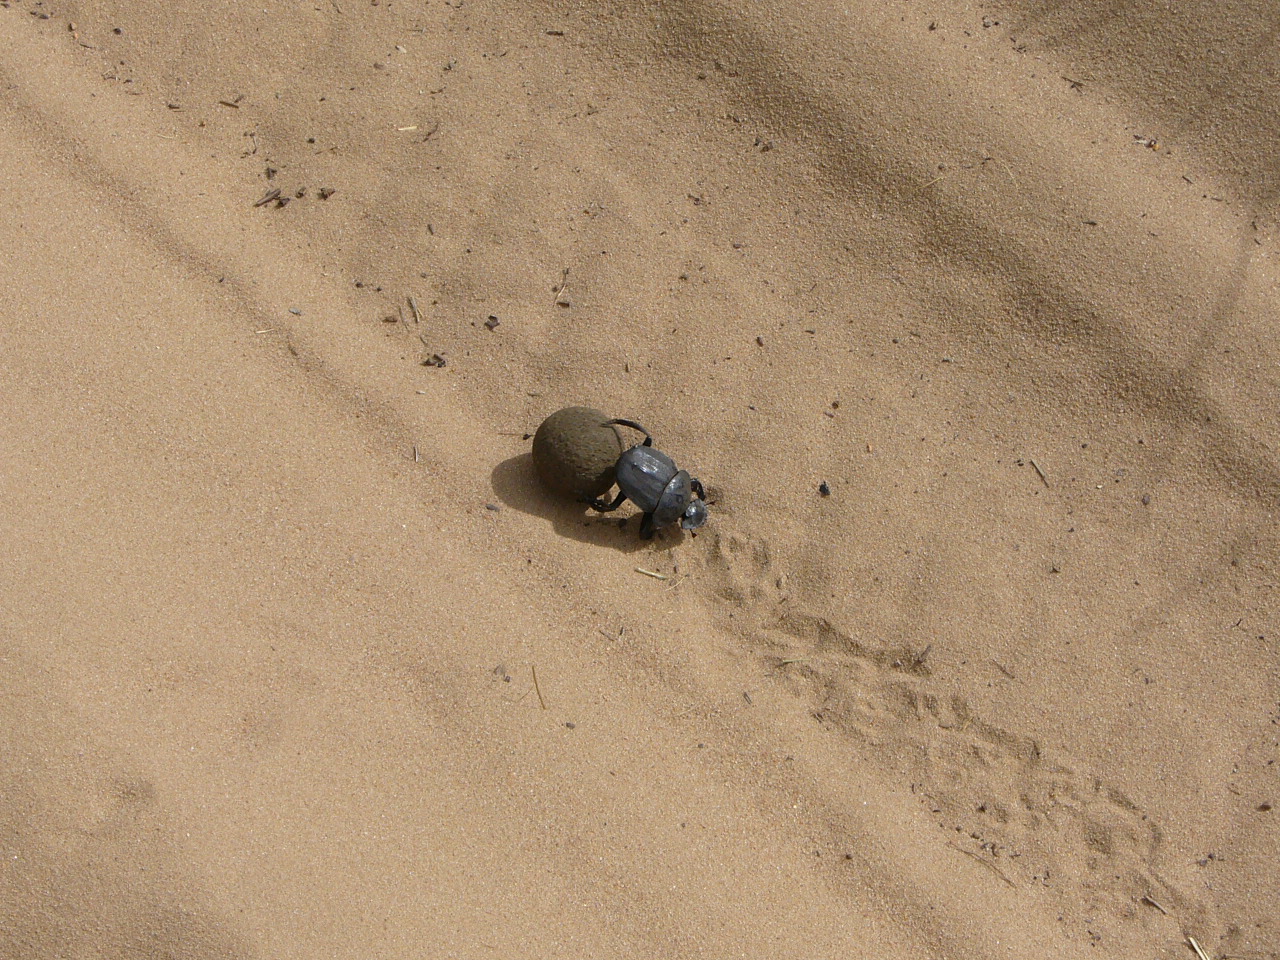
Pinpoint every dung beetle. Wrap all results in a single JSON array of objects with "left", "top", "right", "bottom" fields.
[{"left": 587, "top": 419, "right": 709, "bottom": 539}]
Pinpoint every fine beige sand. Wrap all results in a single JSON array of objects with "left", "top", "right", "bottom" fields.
[{"left": 3, "top": 1, "right": 1278, "bottom": 958}]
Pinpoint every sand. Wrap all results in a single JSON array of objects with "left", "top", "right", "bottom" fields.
[{"left": 2, "top": 1, "right": 1277, "bottom": 957}]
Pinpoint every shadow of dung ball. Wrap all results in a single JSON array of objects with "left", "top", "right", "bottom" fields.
[{"left": 532, "top": 407, "right": 625, "bottom": 500}]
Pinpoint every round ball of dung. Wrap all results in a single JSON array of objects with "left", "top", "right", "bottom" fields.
[{"left": 532, "top": 407, "right": 624, "bottom": 500}]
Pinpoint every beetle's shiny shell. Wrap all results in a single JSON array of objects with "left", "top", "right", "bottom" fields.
[
  {"left": 654, "top": 470, "right": 694, "bottom": 530},
  {"left": 532, "top": 407, "right": 625, "bottom": 499},
  {"left": 614, "top": 445, "right": 678, "bottom": 514}
]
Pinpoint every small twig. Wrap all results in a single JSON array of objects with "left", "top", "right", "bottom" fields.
[
  {"left": 1029, "top": 458, "right": 1049, "bottom": 487},
  {"left": 1187, "top": 936, "right": 1211, "bottom": 960},
  {"left": 422, "top": 121, "right": 440, "bottom": 142},
  {"left": 635, "top": 568, "right": 668, "bottom": 580},
  {"left": 1139, "top": 895, "right": 1169, "bottom": 916},
  {"left": 990, "top": 659, "right": 1015, "bottom": 679},
  {"left": 531, "top": 665, "right": 547, "bottom": 710},
  {"left": 777, "top": 658, "right": 810, "bottom": 666},
  {"left": 253, "top": 187, "right": 281, "bottom": 207},
  {"left": 984, "top": 153, "right": 1019, "bottom": 188},
  {"left": 916, "top": 172, "right": 952, "bottom": 194},
  {"left": 554, "top": 268, "right": 571, "bottom": 306},
  {"left": 412, "top": 445, "right": 420, "bottom": 463},
  {"left": 947, "top": 841, "right": 1016, "bottom": 888},
  {"left": 408, "top": 296, "right": 423, "bottom": 324}
]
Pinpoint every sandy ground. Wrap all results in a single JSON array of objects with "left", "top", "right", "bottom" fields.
[{"left": 2, "top": 1, "right": 1278, "bottom": 958}]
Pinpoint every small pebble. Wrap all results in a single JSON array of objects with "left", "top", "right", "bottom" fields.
[{"left": 818, "top": 481, "right": 831, "bottom": 497}]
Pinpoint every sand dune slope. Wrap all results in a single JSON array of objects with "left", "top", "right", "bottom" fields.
[{"left": 2, "top": 2, "right": 1277, "bottom": 958}]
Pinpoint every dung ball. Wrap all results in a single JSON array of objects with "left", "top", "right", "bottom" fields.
[{"left": 532, "top": 406, "right": 624, "bottom": 499}]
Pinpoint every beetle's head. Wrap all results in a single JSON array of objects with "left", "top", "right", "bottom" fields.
[{"left": 680, "top": 496, "right": 709, "bottom": 531}]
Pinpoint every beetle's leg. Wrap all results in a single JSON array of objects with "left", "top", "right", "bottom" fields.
[
  {"left": 689, "top": 478, "right": 706, "bottom": 500},
  {"left": 603, "top": 419, "right": 653, "bottom": 447},
  {"left": 587, "top": 490, "right": 628, "bottom": 513},
  {"left": 639, "top": 513, "right": 657, "bottom": 539}
]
